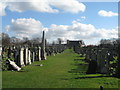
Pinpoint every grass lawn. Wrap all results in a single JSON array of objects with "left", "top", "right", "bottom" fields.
[{"left": 2, "top": 49, "right": 120, "bottom": 88}]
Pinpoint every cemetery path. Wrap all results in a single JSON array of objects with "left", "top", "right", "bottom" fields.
[{"left": 2, "top": 49, "right": 119, "bottom": 88}]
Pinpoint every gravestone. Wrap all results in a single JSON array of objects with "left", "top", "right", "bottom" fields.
[
  {"left": 6, "top": 59, "right": 21, "bottom": 71},
  {"left": 41, "top": 31, "right": 46, "bottom": 60},
  {"left": 14, "top": 47, "right": 19, "bottom": 64},
  {"left": 24, "top": 48, "right": 28, "bottom": 65},
  {"left": 7, "top": 47, "right": 12, "bottom": 58},
  {"left": 28, "top": 50, "right": 31, "bottom": 64},
  {"left": 97, "top": 49, "right": 108, "bottom": 74},
  {"left": 0, "top": 46, "right": 2, "bottom": 56},
  {"left": 107, "top": 51, "right": 114, "bottom": 61},
  {"left": 91, "top": 49, "right": 97, "bottom": 61},
  {"left": 85, "top": 49, "right": 91, "bottom": 62},
  {"left": 52, "top": 49, "right": 55, "bottom": 56},
  {"left": 34, "top": 47, "right": 37, "bottom": 61},
  {"left": 86, "top": 60, "right": 98, "bottom": 74},
  {"left": 38, "top": 47, "right": 41, "bottom": 61},
  {"left": 32, "top": 52, "right": 35, "bottom": 62},
  {"left": 46, "top": 48, "right": 50, "bottom": 56},
  {"left": 18, "top": 48, "right": 25, "bottom": 67}
]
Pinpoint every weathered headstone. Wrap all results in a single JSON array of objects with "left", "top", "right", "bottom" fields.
[
  {"left": 28, "top": 49, "right": 31, "bottom": 64},
  {"left": 24, "top": 48, "right": 28, "bottom": 65},
  {"left": 38, "top": 47, "right": 41, "bottom": 61},
  {"left": 7, "top": 47, "right": 12, "bottom": 58},
  {"left": 0, "top": 46, "right": 2, "bottom": 56},
  {"left": 86, "top": 60, "right": 98, "bottom": 74},
  {"left": 14, "top": 47, "right": 19, "bottom": 64},
  {"left": 41, "top": 31, "right": 46, "bottom": 60},
  {"left": 97, "top": 49, "right": 108, "bottom": 74},
  {"left": 18, "top": 48, "right": 25, "bottom": 67},
  {"left": 32, "top": 52, "right": 35, "bottom": 62},
  {"left": 6, "top": 59, "right": 21, "bottom": 71}
]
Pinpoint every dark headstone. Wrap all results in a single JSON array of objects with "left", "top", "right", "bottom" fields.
[
  {"left": 86, "top": 60, "right": 98, "bottom": 74},
  {"left": 41, "top": 31, "right": 46, "bottom": 60}
]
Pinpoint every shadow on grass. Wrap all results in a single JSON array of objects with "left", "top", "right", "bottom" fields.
[
  {"left": 74, "top": 63, "right": 88, "bottom": 66},
  {"left": 68, "top": 58, "right": 88, "bottom": 74},
  {"left": 74, "top": 59, "right": 84, "bottom": 61},
  {"left": 61, "top": 75, "right": 113, "bottom": 80},
  {"left": 74, "top": 75, "right": 113, "bottom": 79},
  {"left": 76, "top": 56, "right": 80, "bottom": 57},
  {"left": 76, "top": 56, "right": 84, "bottom": 57},
  {"left": 19, "top": 69, "right": 29, "bottom": 72},
  {"left": 32, "top": 64, "right": 43, "bottom": 66}
]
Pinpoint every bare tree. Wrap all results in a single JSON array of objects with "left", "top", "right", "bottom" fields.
[{"left": 2, "top": 33, "right": 10, "bottom": 46}]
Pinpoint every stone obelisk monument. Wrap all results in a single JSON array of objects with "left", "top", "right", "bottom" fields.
[{"left": 41, "top": 31, "right": 46, "bottom": 60}]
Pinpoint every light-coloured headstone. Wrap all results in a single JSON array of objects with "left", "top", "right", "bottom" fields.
[
  {"left": 38, "top": 47, "right": 41, "bottom": 61},
  {"left": 19, "top": 48, "right": 25, "bottom": 67},
  {"left": 7, "top": 59, "right": 21, "bottom": 71},
  {"left": 24, "top": 48, "right": 28, "bottom": 65},
  {"left": 0, "top": 46, "right": 2, "bottom": 56},
  {"left": 28, "top": 50, "right": 31, "bottom": 64}
]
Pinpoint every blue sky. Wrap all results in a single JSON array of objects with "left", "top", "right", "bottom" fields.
[{"left": 1, "top": 1, "right": 118, "bottom": 45}]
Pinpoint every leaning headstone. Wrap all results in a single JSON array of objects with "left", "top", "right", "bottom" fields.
[
  {"left": 6, "top": 59, "right": 21, "bottom": 71},
  {"left": 41, "top": 31, "right": 46, "bottom": 60}
]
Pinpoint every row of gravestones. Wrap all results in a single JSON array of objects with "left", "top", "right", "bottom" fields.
[
  {"left": 46, "top": 45, "right": 66, "bottom": 56},
  {"left": 74, "top": 46, "right": 117, "bottom": 75},
  {"left": 3, "top": 46, "right": 44, "bottom": 67},
  {"left": 2, "top": 45, "right": 66, "bottom": 70}
]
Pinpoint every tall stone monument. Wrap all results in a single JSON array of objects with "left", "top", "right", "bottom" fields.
[{"left": 41, "top": 31, "right": 46, "bottom": 60}]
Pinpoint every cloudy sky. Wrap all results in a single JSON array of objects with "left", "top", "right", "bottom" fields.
[{"left": 1, "top": 0, "right": 118, "bottom": 45}]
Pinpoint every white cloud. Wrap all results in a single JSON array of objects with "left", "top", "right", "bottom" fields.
[
  {"left": 0, "top": 0, "right": 86, "bottom": 16},
  {"left": 6, "top": 18, "right": 118, "bottom": 45},
  {"left": 50, "top": 0, "right": 86, "bottom": 13},
  {"left": 7, "top": 1, "right": 59, "bottom": 13},
  {"left": 0, "top": 2, "right": 7, "bottom": 16},
  {"left": 98, "top": 10, "right": 118, "bottom": 17},
  {"left": 46, "top": 20, "right": 118, "bottom": 43},
  {"left": 81, "top": 16, "right": 86, "bottom": 19},
  {"left": 6, "top": 18, "right": 44, "bottom": 39}
]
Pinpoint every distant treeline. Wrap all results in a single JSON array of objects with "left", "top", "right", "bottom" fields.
[{"left": 0, "top": 32, "right": 119, "bottom": 47}]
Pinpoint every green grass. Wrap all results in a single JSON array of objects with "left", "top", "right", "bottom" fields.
[{"left": 2, "top": 49, "right": 119, "bottom": 88}]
